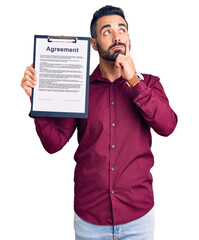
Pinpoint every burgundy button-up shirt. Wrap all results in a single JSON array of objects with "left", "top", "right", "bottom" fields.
[{"left": 32, "top": 65, "right": 177, "bottom": 226}]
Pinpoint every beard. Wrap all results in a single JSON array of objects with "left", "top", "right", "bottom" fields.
[{"left": 97, "top": 41, "right": 127, "bottom": 62}]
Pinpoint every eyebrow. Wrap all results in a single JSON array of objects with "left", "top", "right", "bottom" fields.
[
  {"left": 100, "top": 23, "right": 127, "bottom": 33},
  {"left": 118, "top": 23, "right": 127, "bottom": 29}
]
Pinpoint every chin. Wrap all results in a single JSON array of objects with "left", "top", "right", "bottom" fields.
[{"left": 101, "top": 49, "right": 125, "bottom": 62}]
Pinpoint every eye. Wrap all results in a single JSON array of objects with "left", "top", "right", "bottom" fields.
[
  {"left": 119, "top": 28, "right": 126, "bottom": 33},
  {"left": 104, "top": 30, "right": 111, "bottom": 35}
]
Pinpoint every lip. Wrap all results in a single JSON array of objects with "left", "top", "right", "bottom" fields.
[{"left": 112, "top": 45, "right": 124, "bottom": 50}]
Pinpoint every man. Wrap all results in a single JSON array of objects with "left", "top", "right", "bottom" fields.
[{"left": 21, "top": 5, "right": 177, "bottom": 240}]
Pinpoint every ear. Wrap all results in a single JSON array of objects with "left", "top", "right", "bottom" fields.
[{"left": 91, "top": 38, "right": 98, "bottom": 51}]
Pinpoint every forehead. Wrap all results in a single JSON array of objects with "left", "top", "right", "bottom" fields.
[{"left": 96, "top": 15, "right": 127, "bottom": 31}]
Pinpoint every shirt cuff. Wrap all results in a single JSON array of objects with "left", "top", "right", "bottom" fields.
[{"left": 131, "top": 81, "right": 148, "bottom": 100}]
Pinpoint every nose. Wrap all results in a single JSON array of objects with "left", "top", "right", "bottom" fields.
[
  {"left": 114, "top": 38, "right": 120, "bottom": 43},
  {"left": 113, "top": 32, "right": 120, "bottom": 43}
]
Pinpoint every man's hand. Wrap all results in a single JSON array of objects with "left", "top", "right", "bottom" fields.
[
  {"left": 21, "top": 64, "right": 37, "bottom": 97},
  {"left": 115, "top": 40, "right": 136, "bottom": 80}
]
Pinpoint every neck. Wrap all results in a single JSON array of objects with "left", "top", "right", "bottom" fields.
[{"left": 99, "top": 57, "right": 122, "bottom": 82}]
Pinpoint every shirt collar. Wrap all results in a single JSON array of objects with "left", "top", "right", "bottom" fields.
[{"left": 89, "top": 65, "right": 124, "bottom": 84}]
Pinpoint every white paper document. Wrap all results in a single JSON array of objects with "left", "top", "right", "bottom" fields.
[{"left": 30, "top": 35, "right": 90, "bottom": 118}]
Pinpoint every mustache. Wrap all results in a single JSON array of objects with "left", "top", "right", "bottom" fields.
[{"left": 108, "top": 42, "right": 126, "bottom": 51}]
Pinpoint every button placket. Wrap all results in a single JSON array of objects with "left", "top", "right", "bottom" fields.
[
  {"left": 110, "top": 84, "right": 116, "bottom": 152},
  {"left": 110, "top": 82, "right": 116, "bottom": 197}
]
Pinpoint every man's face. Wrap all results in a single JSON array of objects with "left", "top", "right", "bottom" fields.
[{"left": 92, "top": 15, "right": 130, "bottom": 62}]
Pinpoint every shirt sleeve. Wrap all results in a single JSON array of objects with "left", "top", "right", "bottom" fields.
[
  {"left": 31, "top": 116, "right": 77, "bottom": 154},
  {"left": 131, "top": 75, "right": 178, "bottom": 136}
]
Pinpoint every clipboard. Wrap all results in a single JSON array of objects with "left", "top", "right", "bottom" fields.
[{"left": 30, "top": 35, "right": 90, "bottom": 118}]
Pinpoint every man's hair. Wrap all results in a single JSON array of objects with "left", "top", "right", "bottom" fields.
[{"left": 90, "top": 5, "right": 128, "bottom": 39}]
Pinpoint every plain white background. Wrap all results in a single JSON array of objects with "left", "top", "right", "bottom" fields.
[{"left": 0, "top": 0, "right": 198, "bottom": 239}]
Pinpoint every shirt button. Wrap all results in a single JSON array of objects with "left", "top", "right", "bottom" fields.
[
  {"left": 111, "top": 101, "right": 115, "bottom": 105},
  {"left": 137, "top": 101, "right": 140, "bottom": 105},
  {"left": 112, "top": 145, "right": 115, "bottom": 149},
  {"left": 112, "top": 123, "right": 115, "bottom": 127},
  {"left": 112, "top": 83, "right": 114, "bottom": 85},
  {"left": 111, "top": 190, "right": 115, "bottom": 194},
  {"left": 133, "top": 92, "right": 136, "bottom": 96},
  {"left": 111, "top": 168, "right": 115, "bottom": 171}
]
